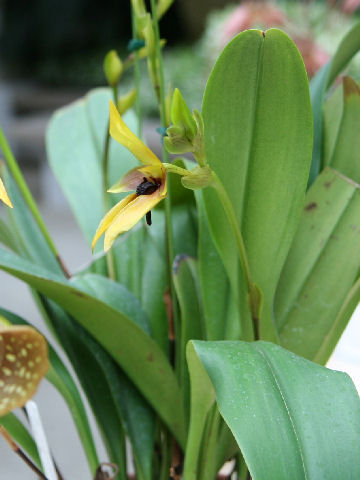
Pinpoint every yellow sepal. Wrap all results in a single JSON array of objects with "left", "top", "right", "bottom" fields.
[{"left": 109, "top": 101, "right": 161, "bottom": 166}]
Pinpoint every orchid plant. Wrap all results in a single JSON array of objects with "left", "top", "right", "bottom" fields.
[{"left": 0, "top": 1, "right": 360, "bottom": 479}]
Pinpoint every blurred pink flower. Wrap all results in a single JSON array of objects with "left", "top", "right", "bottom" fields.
[{"left": 222, "top": 2, "right": 286, "bottom": 42}]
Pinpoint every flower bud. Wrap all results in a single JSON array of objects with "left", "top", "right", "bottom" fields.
[
  {"left": 103, "top": 50, "right": 123, "bottom": 87},
  {"left": 171, "top": 88, "right": 197, "bottom": 141},
  {"left": 181, "top": 166, "right": 214, "bottom": 190},
  {"left": 117, "top": 88, "right": 137, "bottom": 115},
  {"left": 164, "top": 125, "right": 193, "bottom": 154}
]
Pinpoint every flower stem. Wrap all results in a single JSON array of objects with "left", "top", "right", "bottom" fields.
[
  {"left": 149, "top": 0, "right": 179, "bottom": 357},
  {"left": 0, "top": 127, "right": 70, "bottom": 278}
]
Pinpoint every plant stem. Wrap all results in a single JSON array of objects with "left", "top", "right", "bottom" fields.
[
  {"left": 149, "top": 0, "right": 179, "bottom": 361},
  {"left": 0, "top": 128, "right": 70, "bottom": 278},
  {"left": 211, "top": 172, "right": 259, "bottom": 340}
]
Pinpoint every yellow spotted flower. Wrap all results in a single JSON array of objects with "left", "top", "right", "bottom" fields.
[
  {"left": 0, "top": 324, "right": 48, "bottom": 416},
  {"left": 0, "top": 176, "right": 12, "bottom": 208},
  {"left": 92, "top": 101, "right": 167, "bottom": 252}
]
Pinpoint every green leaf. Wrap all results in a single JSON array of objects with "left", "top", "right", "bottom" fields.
[
  {"left": 309, "top": 21, "right": 360, "bottom": 185},
  {"left": 0, "top": 217, "right": 19, "bottom": 252},
  {"left": 275, "top": 167, "right": 360, "bottom": 362},
  {"left": 330, "top": 77, "right": 360, "bottom": 183},
  {"left": 202, "top": 29, "right": 312, "bottom": 342},
  {"left": 0, "top": 248, "right": 186, "bottom": 446},
  {"left": 0, "top": 306, "right": 99, "bottom": 475},
  {"left": 3, "top": 168, "right": 63, "bottom": 275},
  {"left": 0, "top": 413, "right": 42, "bottom": 469},
  {"left": 46, "top": 88, "right": 138, "bottom": 248},
  {"left": 190, "top": 340, "right": 360, "bottom": 480}
]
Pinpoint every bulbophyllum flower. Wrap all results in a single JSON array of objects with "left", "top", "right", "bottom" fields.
[
  {"left": 0, "top": 176, "right": 12, "bottom": 208},
  {"left": 92, "top": 101, "right": 167, "bottom": 252}
]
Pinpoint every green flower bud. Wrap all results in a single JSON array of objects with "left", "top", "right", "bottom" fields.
[
  {"left": 181, "top": 166, "right": 214, "bottom": 190},
  {"left": 164, "top": 125, "right": 194, "bottom": 154},
  {"left": 171, "top": 88, "right": 197, "bottom": 141},
  {"left": 103, "top": 50, "right": 123, "bottom": 87},
  {"left": 117, "top": 88, "right": 137, "bottom": 115}
]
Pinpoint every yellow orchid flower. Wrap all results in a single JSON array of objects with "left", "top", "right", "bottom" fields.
[
  {"left": 0, "top": 176, "right": 12, "bottom": 208},
  {"left": 92, "top": 101, "right": 167, "bottom": 252}
]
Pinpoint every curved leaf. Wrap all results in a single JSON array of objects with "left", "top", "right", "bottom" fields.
[
  {"left": 202, "top": 29, "right": 312, "bottom": 342},
  {"left": 190, "top": 340, "right": 360, "bottom": 480},
  {"left": 0, "top": 248, "right": 186, "bottom": 446}
]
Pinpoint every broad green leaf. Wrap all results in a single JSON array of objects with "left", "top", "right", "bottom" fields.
[
  {"left": 275, "top": 167, "right": 360, "bottom": 362},
  {"left": 0, "top": 413, "right": 42, "bottom": 469},
  {"left": 309, "top": 21, "right": 360, "bottom": 185},
  {"left": 46, "top": 88, "right": 137, "bottom": 248},
  {"left": 0, "top": 307, "right": 99, "bottom": 475},
  {"left": 202, "top": 29, "right": 312, "bottom": 342},
  {"left": 0, "top": 248, "right": 186, "bottom": 446},
  {"left": 190, "top": 340, "right": 360, "bottom": 480},
  {"left": 330, "top": 77, "right": 360, "bottom": 183}
]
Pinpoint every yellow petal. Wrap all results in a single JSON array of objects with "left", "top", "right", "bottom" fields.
[
  {"left": 92, "top": 193, "right": 137, "bottom": 251},
  {"left": 0, "top": 325, "right": 48, "bottom": 416},
  {"left": 0, "top": 177, "right": 13, "bottom": 208},
  {"left": 104, "top": 191, "right": 165, "bottom": 251},
  {"left": 108, "top": 164, "right": 164, "bottom": 193},
  {"left": 109, "top": 101, "right": 161, "bottom": 166}
]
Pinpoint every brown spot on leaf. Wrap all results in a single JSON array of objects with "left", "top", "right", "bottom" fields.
[
  {"left": 147, "top": 353, "right": 154, "bottom": 362},
  {"left": 324, "top": 181, "right": 332, "bottom": 189},
  {"left": 305, "top": 202, "right": 317, "bottom": 211}
]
